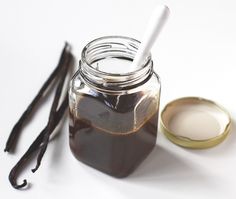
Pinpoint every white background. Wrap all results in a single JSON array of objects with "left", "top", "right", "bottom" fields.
[{"left": 1, "top": 0, "right": 236, "bottom": 198}]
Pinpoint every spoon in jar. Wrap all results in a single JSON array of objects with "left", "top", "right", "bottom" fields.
[{"left": 131, "top": 5, "right": 170, "bottom": 70}]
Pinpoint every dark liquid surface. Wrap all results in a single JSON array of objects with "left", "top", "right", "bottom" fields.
[{"left": 69, "top": 91, "right": 159, "bottom": 177}]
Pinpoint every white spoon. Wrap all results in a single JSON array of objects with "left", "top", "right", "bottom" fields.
[{"left": 131, "top": 5, "right": 170, "bottom": 70}]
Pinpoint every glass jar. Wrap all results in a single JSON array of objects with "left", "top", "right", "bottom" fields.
[{"left": 69, "top": 36, "right": 161, "bottom": 177}]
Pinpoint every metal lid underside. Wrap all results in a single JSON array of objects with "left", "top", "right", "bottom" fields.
[{"left": 160, "top": 97, "right": 231, "bottom": 149}]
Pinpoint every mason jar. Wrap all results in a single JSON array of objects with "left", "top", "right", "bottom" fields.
[{"left": 69, "top": 36, "right": 161, "bottom": 177}]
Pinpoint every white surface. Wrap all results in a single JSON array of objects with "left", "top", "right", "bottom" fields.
[
  {"left": 0, "top": 0, "right": 236, "bottom": 198},
  {"left": 131, "top": 5, "right": 169, "bottom": 70}
]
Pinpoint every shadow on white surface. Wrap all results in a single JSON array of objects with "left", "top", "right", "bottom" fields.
[
  {"left": 115, "top": 144, "right": 224, "bottom": 198},
  {"left": 127, "top": 145, "right": 204, "bottom": 182}
]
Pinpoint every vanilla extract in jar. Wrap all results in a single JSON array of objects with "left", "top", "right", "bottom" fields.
[{"left": 69, "top": 36, "right": 161, "bottom": 177}]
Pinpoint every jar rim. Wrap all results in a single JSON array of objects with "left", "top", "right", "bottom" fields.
[
  {"left": 81, "top": 35, "right": 152, "bottom": 77},
  {"left": 79, "top": 35, "right": 153, "bottom": 91}
]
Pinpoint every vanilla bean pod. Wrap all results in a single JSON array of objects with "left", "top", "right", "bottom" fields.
[
  {"left": 32, "top": 51, "right": 73, "bottom": 172},
  {"left": 9, "top": 97, "right": 68, "bottom": 189},
  {"left": 6, "top": 43, "right": 74, "bottom": 189},
  {"left": 4, "top": 43, "right": 69, "bottom": 153}
]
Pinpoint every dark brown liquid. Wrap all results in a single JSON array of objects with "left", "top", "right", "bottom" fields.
[{"left": 69, "top": 91, "right": 159, "bottom": 177}]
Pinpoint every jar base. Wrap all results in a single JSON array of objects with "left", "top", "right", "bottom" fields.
[{"left": 70, "top": 143, "right": 156, "bottom": 178}]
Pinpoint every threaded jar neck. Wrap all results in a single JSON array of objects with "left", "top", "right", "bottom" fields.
[{"left": 80, "top": 36, "right": 153, "bottom": 92}]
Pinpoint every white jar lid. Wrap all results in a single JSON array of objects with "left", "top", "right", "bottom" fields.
[{"left": 160, "top": 97, "right": 231, "bottom": 149}]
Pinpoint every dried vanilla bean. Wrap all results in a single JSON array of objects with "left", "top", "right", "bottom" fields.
[
  {"left": 32, "top": 51, "right": 73, "bottom": 172},
  {"left": 4, "top": 43, "right": 70, "bottom": 153},
  {"left": 9, "top": 97, "right": 68, "bottom": 189},
  {"left": 6, "top": 43, "right": 74, "bottom": 189}
]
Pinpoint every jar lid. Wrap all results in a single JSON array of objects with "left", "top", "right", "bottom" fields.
[{"left": 160, "top": 97, "right": 231, "bottom": 149}]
